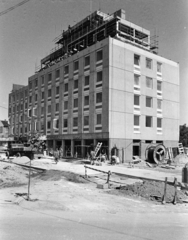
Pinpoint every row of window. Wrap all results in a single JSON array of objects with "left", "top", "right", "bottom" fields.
[
  {"left": 134, "top": 54, "right": 162, "bottom": 72},
  {"left": 29, "top": 50, "right": 103, "bottom": 89},
  {"left": 46, "top": 113, "right": 102, "bottom": 130},
  {"left": 42, "top": 92, "right": 102, "bottom": 115},
  {"left": 134, "top": 95, "right": 162, "bottom": 109},
  {"left": 134, "top": 115, "right": 162, "bottom": 128},
  {"left": 134, "top": 74, "right": 162, "bottom": 90}
]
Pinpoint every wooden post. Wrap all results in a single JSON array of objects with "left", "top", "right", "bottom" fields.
[
  {"left": 27, "top": 158, "right": 31, "bottom": 201},
  {"left": 85, "top": 166, "right": 87, "bottom": 178},
  {"left": 162, "top": 177, "right": 168, "bottom": 204},
  {"left": 107, "top": 171, "right": 111, "bottom": 188},
  {"left": 172, "top": 177, "right": 177, "bottom": 205}
]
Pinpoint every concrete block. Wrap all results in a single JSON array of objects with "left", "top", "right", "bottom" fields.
[{"left": 97, "top": 183, "right": 109, "bottom": 189}]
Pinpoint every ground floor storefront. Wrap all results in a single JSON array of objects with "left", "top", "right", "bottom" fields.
[{"left": 46, "top": 133, "right": 178, "bottom": 162}]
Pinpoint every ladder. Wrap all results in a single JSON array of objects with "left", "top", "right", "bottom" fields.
[
  {"left": 93, "top": 142, "right": 102, "bottom": 158},
  {"left": 178, "top": 143, "right": 184, "bottom": 154}
]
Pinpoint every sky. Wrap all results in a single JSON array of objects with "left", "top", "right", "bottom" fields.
[{"left": 0, "top": 0, "right": 188, "bottom": 124}]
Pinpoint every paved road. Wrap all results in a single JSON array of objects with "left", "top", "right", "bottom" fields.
[{"left": 1, "top": 203, "right": 188, "bottom": 240}]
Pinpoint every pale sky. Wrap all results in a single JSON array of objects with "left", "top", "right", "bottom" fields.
[{"left": 0, "top": 0, "right": 188, "bottom": 124}]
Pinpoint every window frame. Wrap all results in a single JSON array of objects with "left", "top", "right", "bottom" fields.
[
  {"left": 96, "top": 49, "right": 103, "bottom": 62},
  {"left": 146, "top": 96, "right": 153, "bottom": 108},
  {"left": 134, "top": 54, "right": 140, "bottom": 66},
  {"left": 146, "top": 77, "right": 153, "bottom": 89},
  {"left": 146, "top": 116, "right": 153, "bottom": 127},
  {"left": 146, "top": 58, "right": 152, "bottom": 69}
]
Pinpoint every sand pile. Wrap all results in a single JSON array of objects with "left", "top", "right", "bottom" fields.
[{"left": 0, "top": 162, "right": 29, "bottom": 188}]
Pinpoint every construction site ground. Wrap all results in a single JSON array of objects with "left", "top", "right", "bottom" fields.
[{"left": 0, "top": 156, "right": 188, "bottom": 211}]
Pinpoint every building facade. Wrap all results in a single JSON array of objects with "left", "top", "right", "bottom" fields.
[
  {"left": 0, "top": 120, "right": 12, "bottom": 147},
  {"left": 8, "top": 9, "right": 179, "bottom": 161}
]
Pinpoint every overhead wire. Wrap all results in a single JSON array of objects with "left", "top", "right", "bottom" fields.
[{"left": 0, "top": 0, "right": 30, "bottom": 17}]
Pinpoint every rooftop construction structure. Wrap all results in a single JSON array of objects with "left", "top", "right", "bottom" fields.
[
  {"left": 8, "top": 9, "right": 178, "bottom": 161},
  {"left": 37, "top": 9, "right": 157, "bottom": 72}
]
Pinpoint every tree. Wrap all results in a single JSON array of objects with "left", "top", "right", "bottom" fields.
[
  {"left": 179, "top": 124, "right": 188, "bottom": 147},
  {"left": 28, "top": 133, "right": 46, "bottom": 152}
]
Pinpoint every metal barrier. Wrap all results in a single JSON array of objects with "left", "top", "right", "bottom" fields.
[{"left": 84, "top": 165, "right": 111, "bottom": 188}]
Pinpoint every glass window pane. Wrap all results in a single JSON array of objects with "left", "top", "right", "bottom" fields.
[
  {"left": 96, "top": 114, "right": 102, "bottom": 125},
  {"left": 134, "top": 95, "right": 139, "bottom": 105},
  {"left": 134, "top": 75, "right": 139, "bottom": 85},
  {"left": 96, "top": 50, "right": 103, "bottom": 61},
  {"left": 85, "top": 76, "right": 89, "bottom": 86},
  {"left": 84, "top": 96, "right": 89, "bottom": 106},
  {"left": 146, "top": 77, "right": 153, "bottom": 88},
  {"left": 84, "top": 116, "right": 89, "bottom": 126},
  {"left": 134, "top": 115, "right": 139, "bottom": 126},
  {"left": 146, "top": 116, "right": 152, "bottom": 127},
  {"left": 96, "top": 92, "right": 102, "bottom": 103},
  {"left": 134, "top": 55, "right": 140, "bottom": 65}
]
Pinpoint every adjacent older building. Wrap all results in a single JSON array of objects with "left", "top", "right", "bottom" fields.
[
  {"left": 8, "top": 9, "right": 179, "bottom": 161},
  {"left": 0, "top": 120, "right": 11, "bottom": 148}
]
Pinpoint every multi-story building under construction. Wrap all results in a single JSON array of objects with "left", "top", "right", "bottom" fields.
[{"left": 8, "top": 9, "right": 179, "bottom": 161}]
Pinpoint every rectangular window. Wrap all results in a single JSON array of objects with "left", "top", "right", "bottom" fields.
[
  {"left": 64, "top": 101, "right": 68, "bottom": 110},
  {"left": 134, "top": 75, "right": 139, "bottom": 86},
  {"left": 53, "top": 119, "right": 59, "bottom": 129},
  {"left": 84, "top": 96, "right": 89, "bottom": 106},
  {"left": 74, "top": 79, "right": 78, "bottom": 89},
  {"left": 47, "top": 121, "right": 51, "bottom": 129},
  {"left": 35, "top": 94, "right": 38, "bottom": 101},
  {"left": 146, "top": 77, "right": 153, "bottom": 88},
  {"left": 41, "top": 76, "right": 44, "bottom": 85},
  {"left": 64, "top": 65, "right": 69, "bottom": 75},
  {"left": 134, "top": 115, "right": 139, "bottom": 126},
  {"left": 74, "top": 61, "right": 79, "bottom": 71},
  {"left": 84, "top": 115, "right": 89, "bottom": 126},
  {"left": 85, "top": 76, "right": 89, "bottom": 86},
  {"left": 96, "top": 114, "right": 102, "bottom": 125},
  {"left": 96, "top": 50, "right": 103, "bottom": 62},
  {"left": 29, "top": 96, "right": 32, "bottom": 103},
  {"left": 134, "top": 54, "right": 140, "bottom": 66},
  {"left": 134, "top": 95, "right": 140, "bottom": 106},
  {"left": 146, "top": 58, "right": 152, "bottom": 69},
  {"left": 41, "top": 106, "right": 44, "bottom": 115},
  {"left": 157, "top": 99, "right": 162, "bottom": 109},
  {"left": 29, "top": 81, "right": 32, "bottom": 89},
  {"left": 146, "top": 116, "right": 152, "bottom": 127},
  {"left": 146, "top": 97, "right": 152, "bottom": 107},
  {"left": 55, "top": 69, "right": 60, "bottom": 79},
  {"left": 41, "top": 92, "right": 44, "bottom": 99},
  {"left": 48, "top": 73, "right": 52, "bottom": 82},
  {"left": 55, "top": 103, "right": 59, "bottom": 112},
  {"left": 96, "top": 92, "right": 102, "bottom": 104},
  {"left": 97, "top": 71, "right": 102, "bottom": 82},
  {"left": 157, "top": 81, "right": 162, "bottom": 91},
  {"left": 73, "top": 117, "right": 78, "bottom": 127},
  {"left": 157, "top": 62, "right": 162, "bottom": 73},
  {"left": 74, "top": 98, "right": 78, "bottom": 108},
  {"left": 64, "top": 119, "right": 68, "bottom": 128},
  {"left": 64, "top": 83, "right": 68, "bottom": 92},
  {"left": 48, "top": 89, "right": 51, "bottom": 97},
  {"left": 157, "top": 118, "right": 162, "bottom": 128},
  {"left": 48, "top": 105, "right": 51, "bottom": 113},
  {"left": 35, "top": 79, "right": 38, "bottom": 87},
  {"left": 56, "top": 86, "right": 59, "bottom": 95},
  {"left": 85, "top": 55, "right": 90, "bottom": 67}
]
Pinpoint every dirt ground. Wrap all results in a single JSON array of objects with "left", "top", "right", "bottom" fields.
[{"left": 1, "top": 159, "right": 188, "bottom": 207}]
